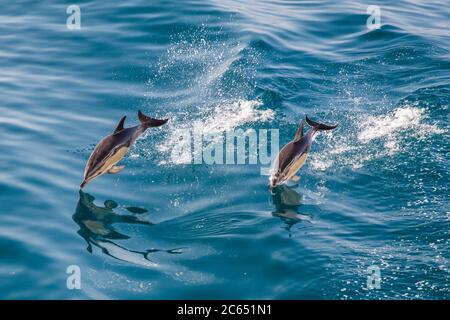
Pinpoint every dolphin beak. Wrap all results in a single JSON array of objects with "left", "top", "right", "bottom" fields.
[
  {"left": 269, "top": 175, "right": 278, "bottom": 190},
  {"left": 268, "top": 185, "right": 275, "bottom": 194},
  {"left": 80, "top": 180, "right": 88, "bottom": 189}
]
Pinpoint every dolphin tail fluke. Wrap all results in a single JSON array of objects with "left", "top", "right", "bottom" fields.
[
  {"left": 138, "top": 110, "right": 168, "bottom": 128},
  {"left": 305, "top": 115, "right": 338, "bottom": 131}
]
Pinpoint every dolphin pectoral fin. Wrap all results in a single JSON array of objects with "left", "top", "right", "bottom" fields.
[
  {"left": 290, "top": 175, "right": 301, "bottom": 183},
  {"left": 108, "top": 165, "right": 125, "bottom": 174}
]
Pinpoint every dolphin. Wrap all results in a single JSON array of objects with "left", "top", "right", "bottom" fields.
[
  {"left": 269, "top": 115, "right": 338, "bottom": 189},
  {"left": 80, "top": 110, "right": 168, "bottom": 188}
]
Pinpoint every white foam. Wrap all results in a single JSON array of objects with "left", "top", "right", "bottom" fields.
[
  {"left": 358, "top": 106, "right": 443, "bottom": 142},
  {"left": 310, "top": 158, "right": 333, "bottom": 171},
  {"left": 358, "top": 106, "right": 445, "bottom": 154},
  {"left": 194, "top": 99, "right": 274, "bottom": 134},
  {"left": 309, "top": 106, "right": 445, "bottom": 171}
]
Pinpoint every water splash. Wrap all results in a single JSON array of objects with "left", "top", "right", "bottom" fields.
[
  {"left": 157, "top": 99, "right": 275, "bottom": 165},
  {"left": 141, "top": 27, "right": 273, "bottom": 165},
  {"left": 309, "top": 105, "right": 445, "bottom": 171},
  {"left": 358, "top": 106, "right": 444, "bottom": 147}
]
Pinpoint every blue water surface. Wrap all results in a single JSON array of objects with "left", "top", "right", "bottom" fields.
[{"left": 0, "top": 0, "right": 448, "bottom": 299}]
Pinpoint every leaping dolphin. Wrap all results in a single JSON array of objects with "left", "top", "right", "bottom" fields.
[
  {"left": 80, "top": 110, "right": 168, "bottom": 189},
  {"left": 269, "top": 115, "right": 337, "bottom": 189}
]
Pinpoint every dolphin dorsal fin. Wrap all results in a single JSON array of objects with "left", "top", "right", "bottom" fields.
[
  {"left": 113, "top": 116, "right": 126, "bottom": 134},
  {"left": 293, "top": 120, "right": 305, "bottom": 143}
]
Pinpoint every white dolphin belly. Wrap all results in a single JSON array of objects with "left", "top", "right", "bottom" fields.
[
  {"left": 98, "top": 146, "right": 129, "bottom": 175},
  {"left": 283, "top": 152, "right": 309, "bottom": 182}
]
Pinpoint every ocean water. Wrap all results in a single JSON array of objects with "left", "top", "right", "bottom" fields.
[{"left": 0, "top": 0, "right": 448, "bottom": 299}]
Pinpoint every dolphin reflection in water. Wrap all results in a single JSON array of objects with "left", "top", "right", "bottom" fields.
[
  {"left": 73, "top": 190, "right": 184, "bottom": 267},
  {"left": 271, "top": 185, "right": 312, "bottom": 236}
]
